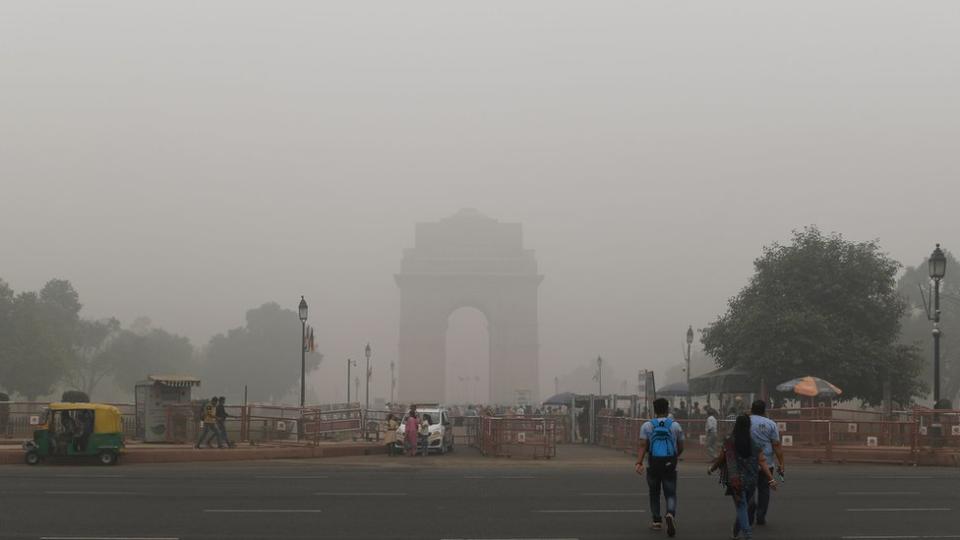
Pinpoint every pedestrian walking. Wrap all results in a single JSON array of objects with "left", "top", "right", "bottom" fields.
[
  {"left": 748, "top": 400, "right": 784, "bottom": 526},
  {"left": 708, "top": 414, "right": 777, "bottom": 540},
  {"left": 635, "top": 397, "right": 684, "bottom": 537},
  {"left": 418, "top": 414, "right": 432, "bottom": 456},
  {"left": 215, "top": 397, "right": 233, "bottom": 448},
  {"left": 384, "top": 413, "right": 399, "bottom": 456},
  {"left": 705, "top": 407, "right": 719, "bottom": 459},
  {"left": 195, "top": 397, "right": 223, "bottom": 449},
  {"left": 404, "top": 410, "right": 419, "bottom": 457}
]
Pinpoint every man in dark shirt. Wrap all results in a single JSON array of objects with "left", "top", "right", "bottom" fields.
[{"left": 215, "top": 397, "right": 233, "bottom": 448}]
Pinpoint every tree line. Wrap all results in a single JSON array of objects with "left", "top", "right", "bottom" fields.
[{"left": 0, "top": 278, "right": 321, "bottom": 403}]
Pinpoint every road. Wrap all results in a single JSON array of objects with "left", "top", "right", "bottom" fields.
[{"left": 0, "top": 445, "right": 957, "bottom": 540}]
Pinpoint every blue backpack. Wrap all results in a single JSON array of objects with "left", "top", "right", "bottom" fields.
[{"left": 649, "top": 418, "right": 677, "bottom": 458}]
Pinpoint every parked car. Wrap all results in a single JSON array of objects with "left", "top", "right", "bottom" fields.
[{"left": 395, "top": 405, "right": 454, "bottom": 454}]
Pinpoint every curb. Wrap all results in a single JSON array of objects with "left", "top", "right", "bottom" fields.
[{"left": 0, "top": 444, "right": 386, "bottom": 466}]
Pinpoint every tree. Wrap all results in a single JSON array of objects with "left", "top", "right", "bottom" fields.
[
  {"left": 896, "top": 249, "right": 960, "bottom": 405},
  {"left": 203, "top": 302, "right": 322, "bottom": 402},
  {"left": 0, "top": 280, "right": 82, "bottom": 400},
  {"left": 63, "top": 318, "right": 122, "bottom": 398},
  {"left": 702, "top": 227, "right": 926, "bottom": 405},
  {"left": 106, "top": 326, "right": 196, "bottom": 393}
]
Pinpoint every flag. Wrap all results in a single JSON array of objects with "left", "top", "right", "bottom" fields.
[{"left": 309, "top": 327, "right": 316, "bottom": 353}]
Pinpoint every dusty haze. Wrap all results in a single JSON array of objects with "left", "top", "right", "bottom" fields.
[{"left": 2, "top": 1, "right": 958, "bottom": 402}]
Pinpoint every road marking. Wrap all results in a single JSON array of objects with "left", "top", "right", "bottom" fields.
[
  {"left": 442, "top": 538, "right": 579, "bottom": 540},
  {"left": 838, "top": 492, "right": 921, "bottom": 496},
  {"left": 256, "top": 475, "right": 328, "bottom": 479},
  {"left": 314, "top": 492, "right": 406, "bottom": 496},
  {"left": 463, "top": 475, "right": 536, "bottom": 479},
  {"left": 840, "top": 534, "right": 960, "bottom": 540},
  {"left": 43, "top": 491, "right": 139, "bottom": 496},
  {"left": 846, "top": 508, "right": 950, "bottom": 512},
  {"left": 41, "top": 537, "right": 179, "bottom": 540},
  {"left": 204, "top": 509, "right": 323, "bottom": 513},
  {"left": 51, "top": 474, "right": 123, "bottom": 479},
  {"left": 865, "top": 476, "right": 933, "bottom": 479},
  {"left": 581, "top": 492, "right": 634, "bottom": 496},
  {"left": 535, "top": 509, "right": 643, "bottom": 514}
]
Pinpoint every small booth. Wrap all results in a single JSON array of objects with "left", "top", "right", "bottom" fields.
[{"left": 135, "top": 375, "right": 202, "bottom": 443}]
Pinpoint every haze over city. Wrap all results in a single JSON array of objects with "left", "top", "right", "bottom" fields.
[{"left": 2, "top": 1, "right": 958, "bottom": 403}]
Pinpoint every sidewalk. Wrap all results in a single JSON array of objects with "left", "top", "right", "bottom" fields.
[{"left": 0, "top": 440, "right": 386, "bottom": 465}]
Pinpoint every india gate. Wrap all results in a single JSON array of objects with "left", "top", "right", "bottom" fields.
[{"left": 395, "top": 209, "right": 543, "bottom": 405}]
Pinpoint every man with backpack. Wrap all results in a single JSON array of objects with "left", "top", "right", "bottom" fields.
[{"left": 636, "top": 398, "right": 684, "bottom": 537}]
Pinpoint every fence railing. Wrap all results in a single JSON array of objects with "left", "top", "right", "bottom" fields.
[
  {"left": 593, "top": 412, "right": 960, "bottom": 460},
  {"left": 0, "top": 401, "right": 364, "bottom": 446}
]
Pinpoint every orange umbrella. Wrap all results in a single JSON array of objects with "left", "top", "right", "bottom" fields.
[{"left": 775, "top": 376, "right": 842, "bottom": 398}]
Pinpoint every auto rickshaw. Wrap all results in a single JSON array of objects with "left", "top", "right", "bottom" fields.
[{"left": 23, "top": 403, "right": 125, "bottom": 465}]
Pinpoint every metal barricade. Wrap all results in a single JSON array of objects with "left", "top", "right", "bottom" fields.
[{"left": 477, "top": 417, "right": 556, "bottom": 458}]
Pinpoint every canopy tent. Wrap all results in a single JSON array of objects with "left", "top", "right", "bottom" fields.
[
  {"left": 689, "top": 366, "right": 754, "bottom": 395},
  {"left": 657, "top": 381, "right": 689, "bottom": 397},
  {"left": 542, "top": 392, "right": 578, "bottom": 406}
]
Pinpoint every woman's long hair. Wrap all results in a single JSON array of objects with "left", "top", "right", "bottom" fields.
[{"left": 733, "top": 414, "right": 752, "bottom": 458}]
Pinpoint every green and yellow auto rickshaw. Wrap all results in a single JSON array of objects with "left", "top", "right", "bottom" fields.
[{"left": 23, "top": 403, "right": 125, "bottom": 465}]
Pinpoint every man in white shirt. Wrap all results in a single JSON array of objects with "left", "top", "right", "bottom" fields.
[
  {"left": 704, "top": 407, "right": 718, "bottom": 459},
  {"left": 749, "top": 400, "right": 785, "bottom": 526}
]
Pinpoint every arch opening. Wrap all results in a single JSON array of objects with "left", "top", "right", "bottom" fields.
[{"left": 445, "top": 306, "right": 490, "bottom": 404}]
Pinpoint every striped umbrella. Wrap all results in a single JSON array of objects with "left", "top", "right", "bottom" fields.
[{"left": 775, "top": 376, "right": 842, "bottom": 398}]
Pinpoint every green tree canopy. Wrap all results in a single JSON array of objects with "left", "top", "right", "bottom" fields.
[
  {"left": 63, "top": 317, "right": 122, "bottom": 398},
  {"left": 105, "top": 325, "right": 196, "bottom": 392},
  {"left": 0, "top": 279, "right": 82, "bottom": 400},
  {"left": 896, "top": 249, "right": 959, "bottom": 405},
  {"left": 702, "top": 227, "right": 926, "bottom": 405},
  {"left": 203, "top": 302, "right": 322, "bottom": 402}
]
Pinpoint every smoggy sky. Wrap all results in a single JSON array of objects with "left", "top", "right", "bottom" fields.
[{"left": 2, "top": 1, "right": 958, "bottom": 402}]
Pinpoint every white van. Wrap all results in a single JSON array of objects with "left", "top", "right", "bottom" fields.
[{"left": 395, "top": 405, "right": 454, "bottom": 454}]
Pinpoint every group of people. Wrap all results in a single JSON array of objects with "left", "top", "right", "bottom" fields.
[
  {"left": 383, "top": 406, "right": 433, "bottom": 457},
  {"left": 636, "top": 398, "right": 784, "bottom": 539},
  {"left": 195, "top": 396, "right": 234, "bottom": 449}
]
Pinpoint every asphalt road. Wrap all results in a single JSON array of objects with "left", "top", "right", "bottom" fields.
[{"left": 1, "top": 446, "right": 958, "bottom": 540}]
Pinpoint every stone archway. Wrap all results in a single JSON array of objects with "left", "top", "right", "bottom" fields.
[{"left": 395, "top": 209, "right": 543, "bottom": 405}]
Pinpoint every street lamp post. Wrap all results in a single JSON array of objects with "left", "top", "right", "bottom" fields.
[
  {"left": 928, "top": 244, "right": 947, "bottom": 404},
  {"left": 390, "top": 361, "right": 395, "bottom": 404},
  {"left": 346, "top": 358, "right": 356, "bottom": 403},
  {"left": 685, "top": 325, "right": 694, "bottom": 387},
  {"left": 298, "top": 296, "right": 308, "bottom": 409},
  {"left": 596, "top": 356, "right": 603, "bottom": 396},
  {"left": 364, "top": 343, "right": 372, "bottom": 439}
]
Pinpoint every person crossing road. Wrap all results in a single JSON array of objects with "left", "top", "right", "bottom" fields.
[{"left": 636, "top": 397, "right": 684, "bottom": 537}]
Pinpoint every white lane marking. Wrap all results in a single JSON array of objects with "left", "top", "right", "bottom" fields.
[
  {"left": 51, "top": 475, "right": 123, "bottom": 479},
  {"left": 41, "top": 537, "right": 179, "bottom": 539},
  {"left": 442, "top": 538, "right": 579, "bottom": 540},
  {"left": 838, "top": 491, "right": 921, "bottom": 495},
  {"left": 840, "top": 534, "right": 960, "bottom": 540},
  {"left": 463, "top": 475, "right": 536, "bottom": 479},
  {"left": 581, "top": 492, "right": 635, "bottom": 496},
  {"left": 43, "top": 491, "right": 139, "bottom": 496},
  {"left": 535, "top": 509, "right": 643, "bottom": 514},
  {"left": 314, "top": 492, "right": 406, "bottom": 496},
  {"left": 845, "top": 508, "right": 951, "bottom": 512},
  {"left": 256, "top": 475, "right": 328, "bottom": 479},
  {"left": 204, "top": 509, "right": 323, "bottom": 513},
  {"left": 865, "top": 476, "right": 933, "bottom": 479}
]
